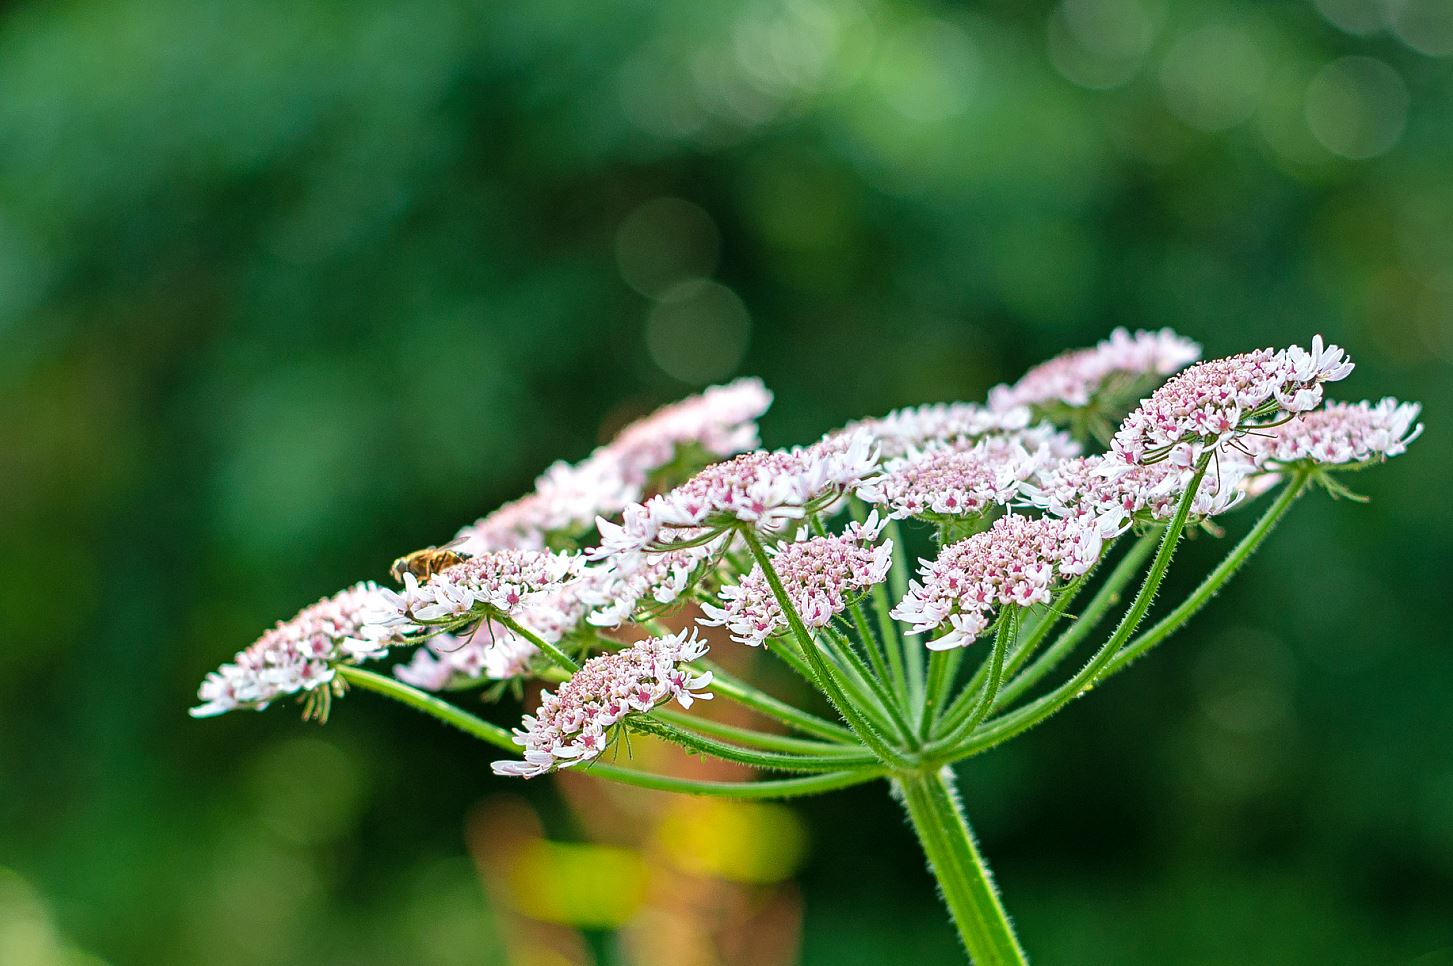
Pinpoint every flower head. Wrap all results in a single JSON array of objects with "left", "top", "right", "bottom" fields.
[
  {"left": 857, "top": 434, "right": 1066, "bottom": 521},
  {"left": 1025, "top": 453, "right": 1248, "bottom": 534},
  {"left": 1243, "top": 397, "right": 1422, "bottom": 467},
  {"left": 1109, "top": 337, "right": 1354, "bottom": 471},
  {"left": 491, "top": 630, "right": 713, "bottom": 778},
  {"left": 191, "top": 583, "right": 393, "bottom": 718},
  {"left": 831, "top": 402, "right": 1039, "bottom": 461},
  {"left": 365, "top": 549, "right": 585, "bottom": 637},
  {"left": 394, "top": 624, "right": 538, "bottom": 691},
  {"left": 455, "top": 379, "right": 772, "bottom": 553},
  {"left": 891, "top": 514, "right": 1103, "bottom": 650},
  {"left": 699, "top": 514, "right": 893, "bottom": 647},
  {"left": 989, "top": 327, "right": 1201, "bottom": 413},
  {"left": 592, "top": 431, "right": 878, "bottom": 556}
]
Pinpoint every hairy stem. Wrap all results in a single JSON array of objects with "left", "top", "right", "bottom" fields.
[
  {"left": 697, "top": 659, "right": 856, "bottom": 742},
  {"left": 896, "top": 767, "right": 1028, "bottom": 965},
  {"left": 742, "top": 528, "right": 912, "bottom": 768},
  {"left": 1100, "top": 472, "right": 1310, "bottom": 680}
]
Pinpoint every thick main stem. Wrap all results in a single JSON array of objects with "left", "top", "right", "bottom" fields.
[{"left": 896, "top": 768, "right": 1028, "bottom": 965}]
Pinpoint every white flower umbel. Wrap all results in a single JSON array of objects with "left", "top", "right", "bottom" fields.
[
  {"left": 830, "top": 402, "right": 1040, "bottom": 460},
  {"left": 191, "top": 582, "right": 394, "bottom": 717},
  {"left": 989, "top": 327, "right": 1201, "bottom": 413},
  {"left": 1025, "top": 453, "right": 1250, "bottom": 534},
  {"left": 892, "top": 514, "right": 1104, "bottom": 650},
  {"left": 455, "top": 379, "right": 772, "bottom": 553},
  {"left": 857, "top": 434, "right": 1065, "bottom": 522},
  {"left": 491, "top": 630, "right": 713, "bottom": 778},
  {"left": 1244, "top": 397, "right": 1423, "bottom": 468},
  {"left": 1108, "top": 336, "right": 1354, "bottom": 472},
  {"left": 699, "top": 514, "right": 893, "bottom": 647},
  {"left": 365, "top": 549, "right": 585, "bottom": 638},
  {"left": 592, "top": 431, "right": 878, "bottom": 556}
]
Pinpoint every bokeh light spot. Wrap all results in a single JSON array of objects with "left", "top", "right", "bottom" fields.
[
  {"left": 1313, "top": 0, "right": 1393, "bottom": 36},
  {"left": 1305, "top": 56, "right": 1408, "bottom": 159},
  {"left": 645, "top": 279, "right": 751, "bottom": 385},
  {"left": 616, "top": 197, "right": 722, "bottom": 299},
  {"left": 1048, "top": 0, "right": 1157, "bottom": 90},
  {"left": 1160, "top": 26, "right": 1266, "bottom": 132},
  {"left": 874, "top": 19, "right": 979, "bottom": 121},
  {"left": 1391, "top": 0, "right": 1453, "bottom": 56}
]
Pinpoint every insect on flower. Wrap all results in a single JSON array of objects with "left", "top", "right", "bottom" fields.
[{"left": 390, "top": 536, "right": 472, "bottom": 584}]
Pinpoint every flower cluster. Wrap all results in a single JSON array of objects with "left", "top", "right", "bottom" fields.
[
  {"left": 584, "top": 529, "right": 730, "bottom": 627},
  {"left": 365, "top": 549, "right": 585, "bottom": 637},
  {"left": 832, "top": 401, "right": 1038, "bottom": 460},
  {"left": 1109, "top": 337, "right": 1354, "bottom": 471},
  {"left": 606, "top": 377, "right": 773, "bottom": 487},
  {"left": 892, "top": 515, "right": 1103, "bottom": 650},
  {"left": 1025, "top": 453, "right": 1248, "bottom": 533},
  {"left": 456, "top": 379, "right": 772, "bottom": 553},
  {"left": 700, "top": 515, "right": 893, "bottom": 647},
  {"left": 857, "top": 433, "right": 1068, "bottom": 521},
  {"left": 593, "top": 431, "right": 878, "bottom": 556},
  {"left": 191, "top": 583, "right": 393, "bottom": 717},
  {"left": 989, "top": 328, "right": 1201, "bottom": 412},
  {"left": 1244, "top": 398, "right": 1423, "bottom": 467},
  {"left": 491, "top": 630, "right": 713, "bottom": 778},
  {"left": 393, "top": 624, "right": 538, "bottom": 691}
]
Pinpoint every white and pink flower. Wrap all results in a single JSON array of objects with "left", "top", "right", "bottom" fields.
[
  {"left": 699, "top": 514, "right": 894, "bottom": 647},
  {"left": 1108, "top": 337, "right": 1354, "bottom": 472},
  {"left": 191, "top": 583, "right": 395, "bottom": 717},
  {"left": 491, "top": 629, "right": 713, "bottom": 778},
  {"left": 891, "top": 514, "right": 1104, "bottom": 650},
  {"left": 989, "top": 327, "right": 1201, "bottom": 412}
]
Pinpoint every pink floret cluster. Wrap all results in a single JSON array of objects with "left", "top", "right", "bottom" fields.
[
  {"left": 593, "top": 431, "right": 878, "bottom": 556},
  {"left": 191, "top": 583, "right": 393, "bottom": 717},
  {"left": 1109, "top": 337, "right": 1354, "bottom": 471},
  {"left": 1246, "top": 398, "right": 1422, "bottom": 467},
  {"left": 989, "top": 327, "right": 1201, "bottom": 412},
  {"left": 891, "top": 515, "right": 1104, "bottom": 650},
  {"left": 491, "top": 630, "right": 713, "bottom": 778},
  {"left": 699, "top": 514, "right": 894, "bottom": 647}
]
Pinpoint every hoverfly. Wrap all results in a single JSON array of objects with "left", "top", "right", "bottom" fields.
[{"left": 390, "top": 536, "right": 471, "bottom": 583}]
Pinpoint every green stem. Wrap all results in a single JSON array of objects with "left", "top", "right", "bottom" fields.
[
  {"left": 698, "top": 659, "right": 855, "bottom": 742},
  {"left": 962, "top": 614, "right": 1013, "bottom": 736},
  {"left": 586, "top": 763, "right": 886, "bottom": 798},
  {"left": 919, "top": 647, "right": 960, "bottom": 739},
  {"left": 993, "top": 527, "right": 1159, "bottom": 708},
  {"left": 896, "top": 767, "right": 1027, "bottom": 964},
  {"left": 853, "top": 500, "right": 911, "bottom": 705},
  {"left": 742, "top": 528, "right": 912, "bottom": 768},
  {"left": 823, "top": 625, "right": 918, "bottom": 746},
  {"left": 337, "top": 665, "right": 517, "bottom": 751},
  {"left": 886, "top": 518, "right": 925, "bottom": 704},
  {"left": 338, "top": 667, "right": 884, "bottom": 797},
  {"left": 650, "top": 708, "right": 867, "bottom": 756},
  {"left": 1100, "top": 473, "right": 1310, "bottom": 680},
  {"left": 496, "top": 614, "right": 579, "bottom": 673},
  {"left": 632, "top": 716, "right": 879, "bottom": 773}
]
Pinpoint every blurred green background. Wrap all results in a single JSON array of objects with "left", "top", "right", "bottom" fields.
[{"left": 1, "top": 0, "right": 1450, "bottom": 962}]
